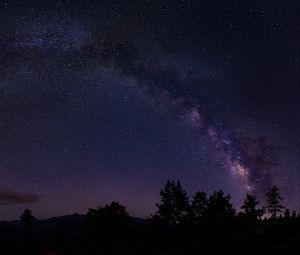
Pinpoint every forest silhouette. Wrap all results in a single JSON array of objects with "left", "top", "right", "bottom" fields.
[{"left": 0, "top": 180, "right": 299, "bottom": 254}]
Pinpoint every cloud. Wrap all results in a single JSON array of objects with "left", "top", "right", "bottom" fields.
[{"left": 0, "top": 187, "right": 41, "bottom": 205}]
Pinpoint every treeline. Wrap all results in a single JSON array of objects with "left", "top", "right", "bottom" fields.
[
  {"left": 5, "top": 181, "right": 300, "bottom": 254},
  {"left": 150, "top": 180, "right": 296, "bottom": 224}
]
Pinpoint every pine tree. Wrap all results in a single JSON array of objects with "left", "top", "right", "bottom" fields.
[
  {"left": 155, "top": 180, "right": 174, "bottom": 223},
  {"left": 172, "top": 181, "right": 190, "bottom": 223},
  {"left": 154, "top": 180, "right": 190, "bottom": 224},
  {"left": 191, "top": 191, "right": 208, "bottom": 222},
  {"left": 266, "top": 186, "right": 284, "bottom": 218},
  {"left": 206, "top": 190, "right": 235, "bottom": 225},
  {"left": 241, "top": 194, "right": 265, "bottom": 220},
  {"left": 284, "top": 208, "right": 291, "bottom": 218}
]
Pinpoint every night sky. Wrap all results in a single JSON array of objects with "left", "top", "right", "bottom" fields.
[{"left": 0, "top": 0, "right": 299, "bottom": 220}]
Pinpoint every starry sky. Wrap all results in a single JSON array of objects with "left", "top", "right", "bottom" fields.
[{"left": 0, "top": 0, "right": 299, "bottom": 220}]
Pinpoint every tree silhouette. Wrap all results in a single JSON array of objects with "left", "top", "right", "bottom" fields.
[
  {"left": 172, "top": 181, "right": 190, "bottom": 223},
  {"left": 266, "top": 186, "right": 284, "bottom": 218},
  {"left": 86, "top": 201, "right": 129, "bottom": 225},
  {"left": 154, "top": 180, "right": 173, "bottom": 223},
  {"left": 191, "top": 191, "right": 208, "bottom": 223},
  {"left": 20, "top": 209, "right": 36, "bottom": 231},
  {"left": 154, "top": 180, "right": 190, "bottom": 224},
  {"left": 85, "top": 201, "right": 130, "bottom": 250},
  {"left": 241, "top": 194, "right": 265, "bottom": 220},
  {"left": 20, "top": 209, "right": 37, "bottom": 254},
  {"left": 206, "top": 190, "right": 235, "bottom": 227},
  {"left": 284, "top": 208, "right": 291, "bottom": 218}
]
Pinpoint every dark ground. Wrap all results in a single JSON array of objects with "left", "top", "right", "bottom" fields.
[{"left": 0, "top": 213, "right": 300, "bottom": 255}]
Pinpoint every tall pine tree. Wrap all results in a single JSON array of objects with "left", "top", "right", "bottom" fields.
[
  {"left": 241, "top": 194, "right": 265, "bottom": 220},
  {"left": 154, "top": 180, "right": 190, "bottom": 224},
  {"left": 266, "top": 186, "right": 284, "bottom": 218}
]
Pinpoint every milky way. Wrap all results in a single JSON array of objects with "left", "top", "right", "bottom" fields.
[
  {"left": 73, "top": 30, "right": 282, "bottom": 196},
  {"left": 0, "top": 1, "right": 299, "bottom": 219}
]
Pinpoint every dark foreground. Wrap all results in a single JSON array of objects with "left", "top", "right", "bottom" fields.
[{"left": 0, "top": 213, "right": 300, "bottom": 255}]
